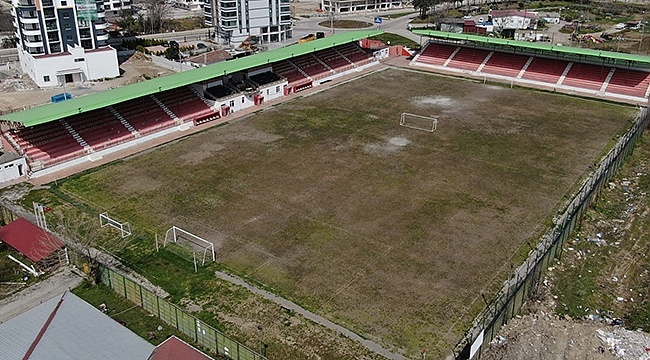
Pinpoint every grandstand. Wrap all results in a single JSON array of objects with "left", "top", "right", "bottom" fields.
[
  {"left": 410, "top": 30, "right": 650, "bottom": 104},
  {"left": 0, "top": 31, "right": 382, "bottom": 178}
]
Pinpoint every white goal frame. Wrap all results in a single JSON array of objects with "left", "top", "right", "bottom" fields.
[
  {"left": 99, "top": 212, "right": 132, "bottom": 238},
  {"left": 400, "top": 113, "right": 438, "bottom": 132},
  {"left": 163, "top": 226, "right": 215, "bottom": 265}
]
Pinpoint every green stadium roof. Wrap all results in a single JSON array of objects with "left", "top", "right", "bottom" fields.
[
  {"left": 412, "top": 29, "right": 650, "bottom": 65},
  {"left": 1, "top": 30, "right": 383, "bottom": 127}
]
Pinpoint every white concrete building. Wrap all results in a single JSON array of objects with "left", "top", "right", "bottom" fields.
[
  {"left": 534, "top": 11, "right": 560, "bottom": 24},
  {"left": 321, "top": 0, "right": 406, "bottom": 13},
  {"left": 0, "top": 152, "right": 27, "bottom": 184},
  {"left": 490, "top": 9, "right": 538, "bottom": 31},
  {"left": 11, "top": 0, "right": 121, "bottom": 87},
  {"left": 204, "top": 0, "right": 292, "bottom": 45},
  {"left": 175, "top": 0, "right": 203, "bottom": 10}
]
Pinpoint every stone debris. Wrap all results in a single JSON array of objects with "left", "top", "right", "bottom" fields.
[{"left": 596, "top": 328, "right": 650, "bottom": 359}]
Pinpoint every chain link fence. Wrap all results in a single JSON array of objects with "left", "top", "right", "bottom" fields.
[
  {"left": 454, "top": 107, "right": 650, "bottom": 359},
  {"left": 100, "top": 266, "right": 266, "bottom": 360}
]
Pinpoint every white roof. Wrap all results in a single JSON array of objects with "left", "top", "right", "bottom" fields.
[{"left": 0, "top": 292, "right": 155, "bottom": 360}]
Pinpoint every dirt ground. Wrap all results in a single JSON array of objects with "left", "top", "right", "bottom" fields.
[
  {"left": 0, "top": 266, "right": 83, "bottom": 323},
  {"left": 0, "top": 53, "right": 174, "bottom": 115},
  {"left": 482, "top": 305, "right": 650, "bottom": 360}
]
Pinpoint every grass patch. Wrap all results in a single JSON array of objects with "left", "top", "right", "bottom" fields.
[
  {"left": 370, "top": 33, "right": 420, "bottom": 49},
  {"left": 317, "top": 19, "right": 372, "bottom": 28},
  {"left": 552, "top": 135, "right": 650, "bottom": 331}
]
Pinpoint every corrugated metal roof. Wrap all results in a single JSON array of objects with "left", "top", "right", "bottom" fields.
[
  {"left": 0, "top": 292, "right": 155, "bottom": 360},
  {"left": 412, "top": 30, "right": 650, "bottom": 65},
  {"left": 0, "top": 30, "right": 382, "bottom": 127},
  {"left": 0, "top": 218, "right": 63, "bottom": 262}
]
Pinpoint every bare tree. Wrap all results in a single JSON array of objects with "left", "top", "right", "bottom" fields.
[
  {"left": 144, "top": 0, "right": 172, "bottom": 34},
  {"left": 51, "top": 209, "right": 131, "bottom": 283}
]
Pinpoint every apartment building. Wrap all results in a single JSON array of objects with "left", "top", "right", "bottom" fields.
[
  {"left": 204, "top": 0, "right": 292, "bottom": 45},
  {"left": 11, "top": 0, "right": 122, "bottom": 87}
]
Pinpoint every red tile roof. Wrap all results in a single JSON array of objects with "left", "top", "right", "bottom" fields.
[
  {"left": 149, "top": 336, "right": 213, "bottom": 360},
  {"left": 0, "top": 218, "right": 63, "bottom": 262}
]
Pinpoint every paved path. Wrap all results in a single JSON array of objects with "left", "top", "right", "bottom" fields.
[
  {"left": 0, "top": 267, "right": 83, "bottom": 323},
  {"left": 215, "top": 271, "right": 408, "bottom": 360}
]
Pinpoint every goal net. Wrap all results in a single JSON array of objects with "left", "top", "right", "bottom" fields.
[
  {"left": 99, "top": 212, "right": 132, "bottom": 238},
  {"left": 163, "top": 226, "right": 215, "bottom": 266},
  {"left": 400, "top": 113, "right": 438, "bottom": 132}
]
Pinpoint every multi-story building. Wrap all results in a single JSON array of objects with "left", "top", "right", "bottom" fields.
[
  {"left": 11, "top": 0, "right": 121, "bottom": 88},
  {"left": 321, "top": 0, "right": 405, "bottom": 13},
  {"left": 103, "top": 0, "right": 131, "bottom": 18},
  {"left": 204, "top": 0, "right": 292, "bottom": 46}
]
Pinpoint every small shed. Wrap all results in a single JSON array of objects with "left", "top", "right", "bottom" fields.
[{"left": 0, "top": 218, "right": 63, "bottom": 263}]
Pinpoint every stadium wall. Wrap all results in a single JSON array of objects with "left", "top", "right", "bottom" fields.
[{"left": 455, "top": 107, "right": 650, "bottom": 360}]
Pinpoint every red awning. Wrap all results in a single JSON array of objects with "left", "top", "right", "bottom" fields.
[{"left": 0, "top": 218, "right": 63, "bottom": 262}]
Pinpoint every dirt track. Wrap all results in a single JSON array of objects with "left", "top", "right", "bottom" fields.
[{"left": 0, "top": 267, "right": 83, "bottom": 323}]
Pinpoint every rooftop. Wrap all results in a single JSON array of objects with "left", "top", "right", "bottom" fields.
[{"left": 0, "top": 292, "right": 155, "bottom": 360}]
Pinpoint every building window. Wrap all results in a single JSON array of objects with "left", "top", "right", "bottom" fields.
[
  {"left": 74, "top": 58, "right": 85, "bottom": 62},
  {"left": 43, "top": 75, "right": 50, "bottom": 82},
  {"left": 67, "top": 35, "right": 73, "bottom": 41},
  {"left": 241, "top": 96, "right": 245, "bottom": 103},
  {"left": 63, "top": 12, "right": 70, "bottom": 19},
  {"left": 275, "top": 86, "right": 280, "bottom": 92},
  {"left": 61, "top": 0, "right": 67, "bottom": 5},
  {"left": 64, "top": 24, "right": 71, "bottom": 31},
  {"left": 266, "top": 89, "right": 269, "bottom": 95},
  {"left": 229, "top": 100, "right": 234, "bottom": 107}
]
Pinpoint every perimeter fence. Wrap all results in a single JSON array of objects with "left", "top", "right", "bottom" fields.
[
  {"left": 455, "top": 107, "right": 650, "bottom": 359},
  {"left": 100, "top": 266, "right": 266, "bottom": 360}
]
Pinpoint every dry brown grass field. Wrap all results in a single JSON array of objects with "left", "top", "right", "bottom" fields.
[{"left": 56, "top": 67, "right": 637, "bottom": 357}]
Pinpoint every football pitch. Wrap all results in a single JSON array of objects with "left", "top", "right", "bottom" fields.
[{"left": 58, "top": 67, "right": 636, "bottom": 356}]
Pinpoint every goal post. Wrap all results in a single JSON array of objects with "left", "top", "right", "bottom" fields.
[
  {"left": 99, "top": 212, "right": 132, "bottom": 238},
  {"left": 163, "top": 226, "right": 215, "bottom": 266},
  {"left": 400, "top": 113, "right": 438, "bottom": 132}
]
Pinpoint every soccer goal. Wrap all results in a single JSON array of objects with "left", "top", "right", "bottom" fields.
[
  {"left": 99, "top": 212, "right": 132, "bottom": 238},
  {"left": 163, "top": 226, "right": 215, "bottom": 266},
  {"left": 400, "top": 113, "right": 438, "bottom": 132}
]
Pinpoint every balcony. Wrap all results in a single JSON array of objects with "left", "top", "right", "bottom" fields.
[
  {"left": 95, "top": 22, "right": 109, "bottom": 29},
  {"left": 19, "top": 15, "right": 40, "bottom": 24},
  {"left": 22, "top": 27, "right": 41, "bottom": 36},
  {"left": 219, "top": 1, "right": 236, "bottom": 9},
  {"left": 77, "top": 20, "right": 91, "bottom": 28},
  {"left": 27, "top": 47, "right": 45, "bottom": 55},
  {"left": 220, "top": 11, "right": 237, "bottom": 19},
  {"left": 43, "top": 10, "right": 56, "bottom": 19},
  {"left": 24, "top": 38, "right": 44, "bottom": 48},
  {"left": 220, "top": 20, "right": 237, "bottom": 28},
  {"left": 47, "top": 35, "right": 60, "bottom": 42},
  {"left": 17, "top": 0, "right": 36, "bottom": 7},
  {"left": 41, "top": 0, "right": 54, "bottom": 6},
  {"left": 96, "top": 33, "right": 109, "bottom": 41}
]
